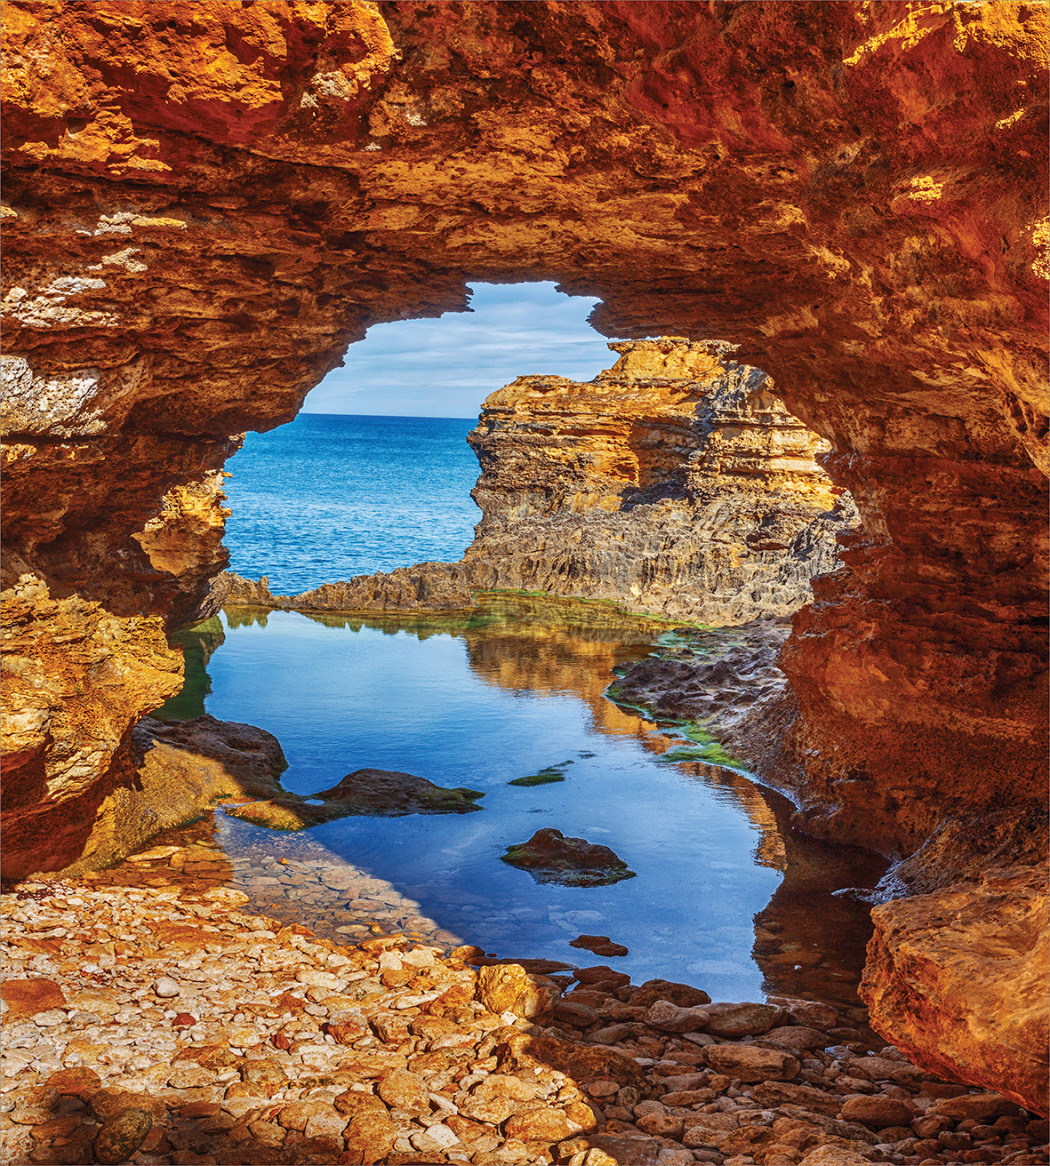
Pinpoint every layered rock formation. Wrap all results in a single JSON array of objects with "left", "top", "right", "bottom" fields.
[
  {"left": 462, "top": 338, "right": 857, "bottom": 623},
  {"left": 2, "top": 0, "right": 1047, "bottom": 1109},
  {"left": 214, "top": 563, "right": 475, "bottom": 614}
]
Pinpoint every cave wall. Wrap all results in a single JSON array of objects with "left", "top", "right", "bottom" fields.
[{"left": 1, "top": 0, "right": 1047, "bottom": 873}]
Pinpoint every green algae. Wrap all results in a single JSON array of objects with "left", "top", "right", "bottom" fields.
[
  {"left": 508, "top": 770, "right": 567, "bottom": 787},
  {"left": 508, "top": 758, "right": 574, "bottom": 787}
]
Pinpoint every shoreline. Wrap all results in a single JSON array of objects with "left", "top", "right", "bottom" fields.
[{"left": 4, "top": 835, "right": 1046, "bottom": 1166}]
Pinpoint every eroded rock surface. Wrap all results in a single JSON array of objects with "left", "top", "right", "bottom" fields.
[
  {"left": 463, "top": 338, "right": 857, "bottom": 624},
  {"left": 3, "top": 854, "right": 1047, "bottom": 1166},
  {"left": 2, "top": 0, "right": 1048, "bottom": 1113},
  {"left": 861, "top": 865, "right": 1050, "bottom": 1117},
  {"left": 3, "top": 0, "right": 1046, "bottom": 870},
  {"left": 215, "top": 563, "right": 475, "bottom": 615},
  {"left": 225, "top": 767, "right": 484, "bottom": 831}
]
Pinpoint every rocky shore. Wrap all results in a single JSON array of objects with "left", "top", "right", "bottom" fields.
[
  {"left": 208, "top": 340, "right": 858, "bottom": 627},
  {"left": 4, "top": 836, "right": 1047, "bottom": 1166}
]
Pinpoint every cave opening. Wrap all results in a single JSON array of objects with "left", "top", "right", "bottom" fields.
[
  {"left": 220, "top": 281, "right": 613, "bottom": 593},
  {"left": 141, "top": 276, "right": 888, "bottom": 1010}
]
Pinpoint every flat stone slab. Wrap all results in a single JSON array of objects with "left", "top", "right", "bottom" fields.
[{"left": 224, "top": 768, "right": 483, "bottom": 830}]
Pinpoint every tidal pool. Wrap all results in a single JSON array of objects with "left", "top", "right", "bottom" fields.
[{"left": 162, "top": 595, "right": 885, "bottom": 1008}]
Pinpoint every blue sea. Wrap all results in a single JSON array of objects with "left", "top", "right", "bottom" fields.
[{"left": 222, "top": 414, "right": 481, "bottom": 594}]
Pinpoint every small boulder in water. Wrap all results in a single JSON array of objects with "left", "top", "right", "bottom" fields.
[
  {"left": 501, "top": 828, "right": 635, "bottom": 887},
  {"left": 570, "top": 934, "right": 629, "bottom": 957},
  {"left": 225, "top": 768, "right": 483, "bottom": 830}
]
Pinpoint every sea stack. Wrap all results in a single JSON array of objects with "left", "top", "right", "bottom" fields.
[{"left": 464, "top": 338, "right": 857, "bottom": 624}]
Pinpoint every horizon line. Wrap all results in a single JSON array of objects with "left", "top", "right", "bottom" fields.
[{"left": 297, "top": 410, "right": 480, "bottom": 422}]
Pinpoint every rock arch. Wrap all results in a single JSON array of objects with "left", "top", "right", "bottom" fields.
[{"left": 1, "top": 0, "right": 1046, "bottom": 924}]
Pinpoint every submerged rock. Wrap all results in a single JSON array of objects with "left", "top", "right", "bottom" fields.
[
  {"left": 570, "top": 934, "right": 629, "bottom": 957},
  {"left": 224, "top": 767, "right": 483, "bottom": 830},
  {"left": 500, "top": 827, "right": 635, "bottom": 887}
]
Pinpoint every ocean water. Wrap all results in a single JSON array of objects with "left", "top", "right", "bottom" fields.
[{"left": 222, "top": 414, "right": 481, "bottom": 594}]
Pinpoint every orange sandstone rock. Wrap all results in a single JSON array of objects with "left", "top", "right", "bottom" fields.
[
  {"left": 861, "top": 865, "right": 1049, "bottom": 1117},
  {"left": 1, "top": 0, "right": 1047, "bottom": 1111},
  {"left": 463, "top": 338, "right": 856, "bottom": 623}
]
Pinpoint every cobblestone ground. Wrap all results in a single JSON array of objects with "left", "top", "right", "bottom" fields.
[{"left": 2, "top": 836, "right": 1046, "bottom": 1166}]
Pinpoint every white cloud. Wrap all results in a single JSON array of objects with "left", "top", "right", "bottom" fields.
[{"left": 302, "top": 282, "right": 619, "bottom": 418}]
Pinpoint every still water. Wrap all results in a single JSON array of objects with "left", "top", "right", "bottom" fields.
[{"left": 165, "top": 596, "right": 885, "bottom": 1008}]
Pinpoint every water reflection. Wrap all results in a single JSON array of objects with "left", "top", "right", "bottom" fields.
[{"left": 154, "top": 595, "right": 885, "bottom": 1007}]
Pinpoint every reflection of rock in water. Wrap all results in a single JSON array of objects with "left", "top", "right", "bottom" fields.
[
  {"left": 162, "top": 596, "right": 888, "bottom": 1007},
  {"left": 153, "top": 616, "right": 226, "bottom": 721},
  {"left": 460, "top": 596, "right": 660, "bottom": 740},
  {"left": 750, "top": 786, "right": 888, "bottom": 1012}
]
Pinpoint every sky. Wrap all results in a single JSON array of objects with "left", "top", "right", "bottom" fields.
[{"left": 301, "top": 282, "right": 620, "bottom": 419}]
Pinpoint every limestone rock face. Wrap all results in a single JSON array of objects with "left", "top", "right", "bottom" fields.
[
  {"left": 14, "top": 714, "right": 289, "bottom": 880},
  {"left": 214, "top": 565, "right": 475, "bottom": 614},
  {"left": 463, "top": 338, "right": 857, "bottom": 624},
  {"left": 0, "top": 576, "right": 183, "bottom": 881},
  {"left": 860, "top": 866, "right": 1049, "bottom": 1117}
]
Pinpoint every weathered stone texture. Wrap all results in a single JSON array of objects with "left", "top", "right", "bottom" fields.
[
  {"left": 1, "top": 0, "right": 1047, "bottom": 1105},
  {"left": 463, "top": 337, "right": 857, "bottom": 623},
  {"left": 861, "top": 865, "right": 1049, "bottom": 1117}
]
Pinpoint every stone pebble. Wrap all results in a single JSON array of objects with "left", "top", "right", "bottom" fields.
[{"left": 2, "top": 838, "right": 1047, "bottom": 1166}]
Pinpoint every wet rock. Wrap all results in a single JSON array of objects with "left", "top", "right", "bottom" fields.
[
  {"left": 702, "top": 1043, "right": 801, "bottom": 1082},
  {"left": 771, "top": 998, "right": 843, "bottom": 1030},
  {"left": 226, "top": 767, "right": 484, "bottom": 830},
  {"left": 500, "top": 828, "right": 635, "bottom": 887},
  {"left": 844, "top": 1055, "right": 926, "bottom": 1089},
  {"left": 556, "top": 1000, "right": 601, "bottom": 1028},
  {"left": 582, "top": 1133, "right": 668, "bottom": 1165},
  {"left": 570, "top": 934, "right": 629, "bottom": 958},
  {"left": 751, "top": 1080, "right": 840, "bottom": 1116},
  {"left": 291, "top": 562, "right": 476, "bottom": 614},
  {"left": 94, "top": 1107, "right": 152, "bottom": 1165},
  {"left": 45, "top": 1067, "right": 101, "bottom": 1099},
  {"left": 636, "top": 1111, "right": 686, "bottom": 1139}
]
